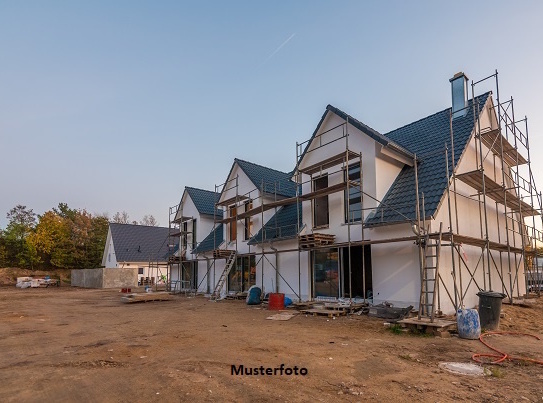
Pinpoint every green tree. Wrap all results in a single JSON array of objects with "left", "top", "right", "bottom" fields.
[{"left": 4, "top": 205, "right": 39, "bottom": 268}]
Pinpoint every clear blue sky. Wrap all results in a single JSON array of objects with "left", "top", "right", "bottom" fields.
[{"left": 1, "top": 1, "right": 543, "bottom": 228}]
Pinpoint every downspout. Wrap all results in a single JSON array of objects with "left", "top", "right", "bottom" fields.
[{"left": 270, "top": 242, "right": 279, "bottom": 293}]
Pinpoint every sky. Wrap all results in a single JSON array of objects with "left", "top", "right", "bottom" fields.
[{"left": 1, "top": 1, "right": 543, "bottom": 228}]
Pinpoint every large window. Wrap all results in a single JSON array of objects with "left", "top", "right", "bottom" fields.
[
  {"left": 191, "top": 219, "right": 197, "bottom": 249},
  {"left": 229, "top": 205, "right": 237, "bottom": 241},
  {"left": 181, "top": 221, "right": 188, "bottom": 251},
  {"left": 312, "top": 248, "right": 339, "bottom": 298},
  {"left": 345, "top": 163, "right": 362, "bottom": 223},
  {"left": 244, "top": 200, "right": 253, "bottom": 240},
  {"left": 313, "top": 175, "right": 329, "bottom": 227},
  {"left": 228, "top": 255, "right": 256, "bottom": 292}
]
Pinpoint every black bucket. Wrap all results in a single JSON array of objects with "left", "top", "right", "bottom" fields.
[{"left": 477, "top": 291, "right": 506, "bottom": 331}]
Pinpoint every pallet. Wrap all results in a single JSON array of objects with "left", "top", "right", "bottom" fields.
[
  {"left": 397, "top": 317, "right": 456, "bottom": 336},
  {"left": 121, "top": 292, "right": 173, "bottom": 304},
  {"left": 398, "top": 317, "right": 456, "bottom": 328},
  {"left": 300, "top": 308, "right": 347, "bottom": 318},
  {"left": 213, "top": 249, "right": 235, "bottom": 259},
  {"left": 324, "top": 302, "right": 366, "bottom": 312},
  {"left": 299, "top": 233, "right": 335, "bottom": 249}
]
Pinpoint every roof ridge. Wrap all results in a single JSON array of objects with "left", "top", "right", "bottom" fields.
[
  {"left": 110, "top": 222, "right": 168, "bottom": 229},
  {"left": 185, "top": 186, "right": 219, "bottom": 195},
  {"left": 234, "top": 157, "right": 292, "bottom": 177},
  {"left": 326, "top": 104, "right": 383, "bottom": 140},
  {"left": 384, "top": 91, "right": 491, "bottom": 136}
]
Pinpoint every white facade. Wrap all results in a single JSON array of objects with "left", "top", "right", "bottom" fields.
[{"left": 174, "top": 86, "right": 531, "bottom": 315}]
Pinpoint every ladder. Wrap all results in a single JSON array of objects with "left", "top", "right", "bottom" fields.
[
  {"left": 210, "top": 251, "right": 237, "bottom": 301},
  {"left": 418, "top": 222, "right": 443, "bottom": 322}
]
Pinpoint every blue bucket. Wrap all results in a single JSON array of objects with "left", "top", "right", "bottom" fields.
[{"left": 456, "top": 309, "right": 481, "bottom": 339}]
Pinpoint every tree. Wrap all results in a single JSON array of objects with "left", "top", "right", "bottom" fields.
[
  {"left": 112, "top": 211, "right": 130, "bottom": 224},
  {"left": 3, "top": 205, "right": 39, "bottom": 268},
  {"left": 28, "top": 211, "right": 71, "bottom": 268},
  {"left": 140, "top": 215, "right": 159, "bottom": 226},
  {"left": 53, "top": 202, "right": 77, "bottom": 221}
]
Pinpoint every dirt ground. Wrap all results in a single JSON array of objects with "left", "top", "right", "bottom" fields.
[{"left": 1, "top": 285, "right": 542, "bottom": 402}]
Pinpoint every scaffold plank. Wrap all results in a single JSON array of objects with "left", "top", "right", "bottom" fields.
[{"left": 456, "top": 170, "right": 539, "bottom": 216}]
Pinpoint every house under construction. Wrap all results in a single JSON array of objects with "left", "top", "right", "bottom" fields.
[{"left": 167, "top": 70, "right": 543, "bottom": 318}]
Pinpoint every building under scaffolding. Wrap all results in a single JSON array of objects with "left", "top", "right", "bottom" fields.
[{"left": 168, "top": 70, "right": 542, "bottom": 319}]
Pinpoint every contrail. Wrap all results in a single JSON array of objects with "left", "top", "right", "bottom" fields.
[{"left": 262, "top": 33, "right": 296, "bottom": 65}]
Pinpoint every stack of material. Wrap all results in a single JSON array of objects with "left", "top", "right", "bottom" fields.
[
  {"left": 16, "top": 277, "right": 33, "bottom": 288},
  {"left": 120, "top": 292, "right": 173, "bottom": 304},
  {"left": 298, "top": 233, "right": 335, "bottom": 249},
  {"left": 212, "top": 249, "right": 235, "bottom": 258}
]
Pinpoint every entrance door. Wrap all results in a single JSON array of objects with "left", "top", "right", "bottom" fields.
[
  {"left": 312, "top": 248, "right": 339, "bottom": 298},
  {"left": 228, "top": 256, "right": 256, "bottom": 292},
  {"left": 342, "top": 245, "right": 372, "bottom": 299}
]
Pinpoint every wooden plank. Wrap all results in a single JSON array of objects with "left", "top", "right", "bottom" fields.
[
  {"left": 121, "top": 292, "right": 173, "bottom": 304},
  {"left": 398, "top": 317, "right": 456, "bottom": 329},
  {"left": 213, "top": 249, "right": 235, "bottom": 259},
  {"left": 456, "top": 170, "right": 539, "bottom": 216},
  {"left": 299, "top": 150, "right": 361, "bottom": 175},
  {"left": 300, "top": 308, "right": 347, "bottom": 317},
  {"left": 480, "top": 128, "right": 527, "bottom": 166}
]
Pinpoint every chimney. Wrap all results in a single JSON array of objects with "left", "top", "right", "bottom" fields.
[{"left": 450, "top": 72, "right": 469, "bottom": 119}]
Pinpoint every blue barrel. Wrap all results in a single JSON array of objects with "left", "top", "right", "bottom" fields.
[{"left": 456, "top": 309, "right": 481, "bottom": 339}]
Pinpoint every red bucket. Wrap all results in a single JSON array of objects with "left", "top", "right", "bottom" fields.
[{"left": 268, "top": 293, "right": 285, "bottom": 310}]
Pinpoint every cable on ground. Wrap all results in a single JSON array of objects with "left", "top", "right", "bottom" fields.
[{"left": 472, "top": 331, "right": 543, "bottom": 365}]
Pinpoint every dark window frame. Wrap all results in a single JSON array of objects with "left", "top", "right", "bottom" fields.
[
  {"left": 344, "top": 163, "right": 362, "bottom": 223},
  {"left": 312, "top": 174, "right": 329, "bottom": 228}
]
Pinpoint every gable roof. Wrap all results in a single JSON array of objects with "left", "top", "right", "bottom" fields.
[
  {"left": 222, "top": 158, "right": 297, "bottom": 198},
  {"left": 109, "top": 223, "right": 176, "bottom": 263},
  {"left": 298, "top": 104, "right": 415, "bottom": 166},
  {"left": 248, "top": 203, "right": 302, "bottom": 245},
  {"left": 185, "top": 187, "right": 222, "bottom": 217},
  {"left": 365, "top": 92, "right": 491, "bottom": 226},
  {"left": 193, "top": 224, "right": 224, "bottom": 254}
]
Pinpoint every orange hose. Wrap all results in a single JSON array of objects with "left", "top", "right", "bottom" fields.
[{"left": 472, "top": 331, "right": 543, "bottom": 365}]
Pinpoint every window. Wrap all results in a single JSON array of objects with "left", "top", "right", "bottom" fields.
[
  {"left": 228, "top": 255, "right": 256, "bottom": 292},
  {"left": 345, "top": 163, "right": 362, "bottom": 223},
  {"left": 181, "top": 221, "right": 188, "bottom": 250},
  {"left": 313, "top": 175, "right": 329, "bottom": 227},
  {"left": 138, "top": 268, "right": 144, "bottom": 275},
  {"left": 191, "top": 219, "right": 197, "bottom": 249},
  {"left": 244, "top": 200, "right": 253, "bottom": 240},
  {"left": 229, "top": 205, "right": 237, "bottom": 241},
  {"left": 108, "top": 253, "right": 111, "bottom": 262},
  {"left": 312, "top": 248, "right": 339, "bottom": 298}
]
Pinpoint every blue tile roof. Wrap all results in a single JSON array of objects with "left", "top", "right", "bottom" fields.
[
  {"left": 248, "top": 203, "right": 302, "bottom": 245},
  {"left": 185, "top": 187, "right": 222, "bottom": 217},
  {"left": 109, "top": 223, "right": 178, "bottom": 263},
  {"left": 365, "top": 92, "right": 491, "bottom": 226},
  {"left": 193, "top": 224, "right": 224, "bottom": 254},
  {"left": 234, "top": 158, "right": 297, "bottom": 197},
  {"left": 297, "top": 105, "right": 415, "bottom": 167}
]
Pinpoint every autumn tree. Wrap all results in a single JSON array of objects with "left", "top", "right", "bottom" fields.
[
  {"left": 28, "top": 210, "right": 71, "bottom": 268},
  {"left": 5, "top": 203, "right": 111, "bottom": 270}
]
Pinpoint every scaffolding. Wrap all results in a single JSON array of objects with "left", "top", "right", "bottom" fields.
[{"left": 167, "top": 70, "right": 542, "bottom": 316}]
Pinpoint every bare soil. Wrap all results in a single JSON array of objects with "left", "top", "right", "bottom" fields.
[{"left": 1, "top": 284, "right": 542, "bottom": 402}]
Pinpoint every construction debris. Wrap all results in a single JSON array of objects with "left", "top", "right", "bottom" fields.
[
  {"left": 367, "top": 303, "right": 413, "bottom": 321},
  {"left": 16, "top": 276, "right": 60, "bottom": 288},
  {"left": 266, "top": 312, "right": 297, "bottom": 321},
  {"left": 120, "top": 292, "right": 173, "bottom": 304}
]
